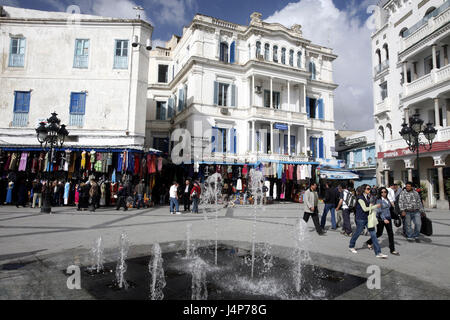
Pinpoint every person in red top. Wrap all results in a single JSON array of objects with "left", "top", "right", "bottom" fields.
[{"left": 190, "top": 181, "right": 202, "bottom": 213}]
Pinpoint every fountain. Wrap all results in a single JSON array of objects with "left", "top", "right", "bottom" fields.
[
  {"left": 87, "top": 236, "right": 105, "bottom": 275},
  {"left": 149, "top": 243, "right": 166, "bottom": 300},
  {"left": 202, "top": 172, "right": 222, "bottom": 265},
  {"left": 190, "top": 257, "right": 208, "bottom": 300},
  {"left": 292, "top": 218, "right": 311, "bottom": 293},
  {"left": 186, "top": 223, "right": 194, "bottom": 259},
  {"left": 248, "top": 168, "right": 264, "bottom": 278},
  {"left": 114, "top": 231, "right": 130, "bottom": 290}
]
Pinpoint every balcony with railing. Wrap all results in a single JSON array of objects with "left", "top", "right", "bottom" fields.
[
  {"left": 374, "top": 98, "right": 391, "bottom": 115},
  {"left": 12, "top": 112, "right": 28, "bottom": 127},
  {"left": 374, "top": 60, "right": 389, "bottom": 75},
  {"left": 9, "top": 54, "right": 25, "bottom": 67},
  {"left": 402, "top": 0, "right": 450, "bottom": 50},
  {"left": 404, "top": 63, "right": 450, "bottom": 97},
  {"left": 73, "top": 55, "right": 89, "bottom": 69},
  {"left": 69, "top": 114, "right": 84, "bottom": 127}
]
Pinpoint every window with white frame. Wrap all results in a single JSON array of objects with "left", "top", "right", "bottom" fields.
[
  {"left": 9, "top": 38, "right": 26, "bottom": 67},
  {"left": 73, "top": 39, "right": 90, "bottom": 69},
  {"left": 114, "top": 40, "right": 129, "bottom": 69}
]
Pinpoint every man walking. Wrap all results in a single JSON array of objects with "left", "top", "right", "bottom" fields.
[
  {"left": 134, "top": 179, "right": 145, "bottom": 209},
  {"left": 303, "top": 182, "right": 325, "bottom": 235},
  {"left": 336, "top": 183, "right": 353, "bottom": 237},
  {"left": 190, "top": 181, "right": 201, "bottom": 213},
  {"left": 169, "top": 181, "right": 180, "bottom": 215},
  {"left": 398, "top": 181, "right": 425, "bottom": 242},
  {"left": 89, "top": 179, "right": 99, "bottom": 212},
  {"left": 320, "top": 182, "right": 337, "bottom": 230},
  {"left": 116, "top": 183, "right": 128, "bottom": 211},
  {"left": 32, "top": 180, "right": 43, "bottom": 208}
]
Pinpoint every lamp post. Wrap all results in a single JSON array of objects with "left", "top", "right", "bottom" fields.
[
  {"left": 399, "top": 113, "right": 437, "bottom": 186},
  {"left": 36, "top": 112, "right": 69, "bottom": 213}
]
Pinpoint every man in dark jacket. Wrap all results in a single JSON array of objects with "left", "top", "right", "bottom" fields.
[
  {"left": 183, "top": 179, "right": 192, "bottom": 212},
  {"left": 116, "top": 183, "right": 128, "bottom": 211},
  {"left": 133, "top": 180, "right": 145, "bottom": 209},
  {"left": 320, "top": 182, "right": 337, "bottom": 230}
]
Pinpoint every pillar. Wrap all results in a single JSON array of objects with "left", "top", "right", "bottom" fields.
[
  {"left": 384, "top": 170, "right": 390, "bottom": 187},
  {"left": 287, "top": 124, "right": 291, "bottom": 155},
  {"left": 434, "top": 98, "right": 441, "bottom": 127},
  {"left": 434, "top": 155, "right": 448, "bottom": 209},
  {"left": 252, "top": 75, "right": 255, "bottom": 107},
  {"left": 270, "top": 122, "right": 274, "bottom": 153},
  {"left": 402, "top": 61, "right": 408, "bottom": 85},
  {"left": 252, "top": 120, "right": 256, "bottom": 153},
  {"left": 303, "top": 84, "right": 306, "bottom": 113},
  {"left": 270, "top": 77, "right": 273, "bottom": 109},
  {"left": 438, "top": 166, "right": 445, "bottom": 202},
  {"left": 432, "top": 44, "right": 437, "bottom": 70},
  {"left": 303, "top": 126, "right": 307, "bottom": 154},
  {"left": 408, "top": 169, "right": 413, "bottom": 183},
  {"left": 404, "top": 107, "right": 410, "bottom": 124},
  {"left": 287, "top": 80, "right": 290, "bottom": 112},
  {"left": 443, "top": 101, "right": 448, "bottom": 127}
]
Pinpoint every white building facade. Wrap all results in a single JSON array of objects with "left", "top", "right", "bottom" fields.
[
  {"left": 0, "top": 6, "right": 153, "bottom": 151},
  {"left": 372, "top": 0, "right": 450, "bottom": 208},
  {"left": 147, "top": 13, "right": 338, "bottom": 166}
]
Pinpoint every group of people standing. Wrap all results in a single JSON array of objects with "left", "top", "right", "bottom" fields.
[
  {"left": 303, "top": 181, "right": 426, "bottom": 259},
  {"left": 168, "top": 180, "right": 202, "bottom": 214}
]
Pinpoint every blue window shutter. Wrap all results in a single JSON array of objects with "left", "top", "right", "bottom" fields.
[
  {"left": 230, "top": 41, "right": 235, "bottom": 64},
  {"left": 231, "top": 85, "right": 236, "bottom": 107},
  {"left": 70, "top": 93, "right": 78, "bottom": 114},
  {"left": 284, "top": 135, "right": 288, "bottom": 154},
  {"left": 213, "top": 81, "right": 218, "bottom": 105},
  {"left": 319, "top": 137, "right": 324, "bottom": 159},
  {"left": 306, "top": 97, "right": 310, "bottom": 118},
  {"left": 318, "top": 98, "right": 324, "bottom": 120},
  {"left": 310, "top": 136, "right": 315, "bottom": 158},
  {"left": 211, "top": 127, "right": 217, "bottom": 152},
  {"left": 23, "top": 92, "right": 30, "bottom": 113},
  {"left": 313, "top": 99, "right": 317, "bottom": 118},
  {"left": 233, "top": 128, "right": 237, "bottom": 154}
]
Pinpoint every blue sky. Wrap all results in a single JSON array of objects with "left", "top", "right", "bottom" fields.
[{"left": 1, "top": 0, "right": 378, "bottom": 130}]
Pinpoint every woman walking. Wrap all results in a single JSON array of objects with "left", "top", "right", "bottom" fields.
[
  {"left": 349, "top": 184, "right": 388, "bottom": 259},
  {"left": 366, "top": 187, "right": 400, "bottom": 256}
]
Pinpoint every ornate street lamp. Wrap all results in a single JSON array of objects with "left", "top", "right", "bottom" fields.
[
  {"left": 399, "top": 113, "right": 437, "bottom": 186},
  {"left": 35, "top": 112, "right": 69, "bottom": 213}
]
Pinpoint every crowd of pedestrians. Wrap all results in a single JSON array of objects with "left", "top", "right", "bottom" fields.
[{"left": 302, "top": 181, "right": 427, "bottom": 259}]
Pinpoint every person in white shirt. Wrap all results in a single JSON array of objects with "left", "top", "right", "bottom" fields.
[
  {"left": 387, "top": 183, "right": 397, "bottom": 206},
  {"left": 169, "top": 182, "right": 180, "bottom": 214}
]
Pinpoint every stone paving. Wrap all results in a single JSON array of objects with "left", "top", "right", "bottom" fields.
[{"left": 0, "top": 202, "right": 449, "bottom": 299}]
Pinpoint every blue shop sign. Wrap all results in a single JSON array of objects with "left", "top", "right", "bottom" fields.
[{"left": 274, "top": 123, "right": 288, "bottom": 130}]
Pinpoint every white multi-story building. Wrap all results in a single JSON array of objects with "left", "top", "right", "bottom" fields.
[
  {"left": 0, "top": 6, "right": 152, "bottom": 150},
  {"left": 372, "top": 0, "right": 450, "bottom": 208},
  {"left": 147, "top": 12, "right": 338, "bottom": 166}
]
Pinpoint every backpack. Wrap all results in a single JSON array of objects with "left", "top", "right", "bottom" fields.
[{"left": 344, "top": 190, "right": 356, "bottom": 212}]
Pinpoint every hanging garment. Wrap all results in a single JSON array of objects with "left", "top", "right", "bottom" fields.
[
  {"left": 31, "top": 155, "right": 38, "bottom": 173},
  {"left": 149, "top": 155, "right": 156, "bottom": 174},
  {"left": 4, "top": 153, "right": 12, "bottom": 171},
  {"left": 117, "top": 153, "right": 123, "bottom": 173},
  {"left": 74, "top": 186, "right": 79, "bottom": 205},
  {"left": 100, "top": 183, "right": 106, "bottom": 206},
  {"left": 264, "top": 180, "right": 270, "bottom": 197},
  {"left": 288, "top": 165, "right": 294, "bottom": 181},
  {"left": 242, "top": 164, "right": 248, "bottom": 177},
  {"left": 64, "top": 182, "right": 70, "bottom": 205},
  {"left": 102, "top": 153, "right": 109, "bottom": 173},
  {"left": 107, "top": 152, "right": 113, "bottom": 166},
  {"left": 89, "top": 150, "right": 96, "bottom": 171},
  {"left": 280, "top": 184, "right": 286, "bottom": 199},
  {"left": 111, "top": 169, "right": 117, "bottom": 183},
  {"left": 141, "top": 156, "right": 147, "bottom": 178},
  {"left": 64, "top": 151, "right": 71, "bottom": 171},
  {"left": 273, "top": 183, "right": 277, "bottom": 200},
  {"left": 18, "top": 152, "right": 28, "bottom": 171},
  {"left": 134, "top": 154, "right": 140, "bottom": 175},
  {"left": 146, "top": 154, "right": 152, "bottom": 174},
  {"left": 81, "top": 151, "right": 86, "bottom": 170},
  {"left": 277, "top": 163, "right": 283, "bottom": 178},
  {"left": 9, "top": 153, "right": 19, "bottom": 171},
  {"left": 157, "top": 157, "right": 163, "bottom": 172},
  {"left": 236, "top": 178, "right": 242, "bottom": 191},
  {"left": 6, "top": 181, "right": 14, "bottom": 204},
  {"left": 94, "top": 160, "right": 102, "bottom": 172},
  {"left": 297, "top": 165, "right": 302, "bottom": 181}
]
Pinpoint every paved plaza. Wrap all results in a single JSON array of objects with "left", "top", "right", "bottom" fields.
[{"left": 0, "top": 202, "right": 449, "bottom": 300}]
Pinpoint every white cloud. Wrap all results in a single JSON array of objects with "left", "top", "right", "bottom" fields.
[
  {"left": 91, "top": 0, "right": 148, "bottom": 20},
  {"left": 152, "top": 38, "right": 166, "bottom": 48},
  {"left": 144, "top": 0, "right": 195, "bottom": 26},
  {"left": 266, "top": 0, "right": 375, "bottom": 131}
]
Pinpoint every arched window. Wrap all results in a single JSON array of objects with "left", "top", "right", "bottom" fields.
[
  {"left": 309, "top": 61, "right": 316, "bottom": 80},
  {"left": 297, "top": 51, "right": 302, "bottom": 68},
  {"left": 399, "top": 27, "right": 408, "bottom": 38},
  {"left": 386, "top": 123, "right": 393, "bottom": 140},
  {"left": 375, "top": 49, "right": 381, "bottom": 65},
  {"left": 264, "top": 43, "right": 270, "bottom": 61},
  {"left": 256, "top": 41, "right": 261, "bottom": 58},
  {"left": 289, "top": 49, "right": 294, "bottom": 66},
  {"left": 424, "top": 6, "right": 436, "bottom": 18},
  {"left": 281, "top": 48, "right": 286, "bottom": 64},
  {"left": 378, "top": 126, "right": 385, "bottom": 140},
  {"left": 273, "top": 45, "right": 278, "bottom": 62},
  {"left": 220, "top": 42, "right": 229, "bottom": 62},
  {"left": 383, "top": 43, "right": 389, "bottom": 61}
]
